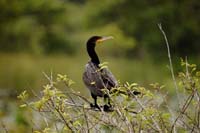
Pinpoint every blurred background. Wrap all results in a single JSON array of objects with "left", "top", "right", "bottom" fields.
[{"left": 0, "top": 0, "right": 199, "bottom": 132}]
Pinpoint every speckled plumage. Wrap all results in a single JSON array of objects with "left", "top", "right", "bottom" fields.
[{"left": 82, "top": 61, "right": 118, "bottom": 97}]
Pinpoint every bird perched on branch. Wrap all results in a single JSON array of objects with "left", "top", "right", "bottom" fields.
[{"left": 82, "top": 36, "right": 118, "bottom": 111}]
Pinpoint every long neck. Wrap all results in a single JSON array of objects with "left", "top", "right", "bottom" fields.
[{"left": 87, "top": 43, "right": 100, "bottom": 65}]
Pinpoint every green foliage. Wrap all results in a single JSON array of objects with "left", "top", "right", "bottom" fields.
[
  {"left": 0, "top": 0, "right": 74, "bottom": 54},
  {"left": 34, "top": 128, "right": 51, "bottom": 133},
  {"left": 85, "top": 0, "right": 200, "bottom": 57},
  {"left": 18, "top": 90, "right": 29, "bottom": 101},
  {"left": 0, "top": 0, "right": 199, "bottom": 57},
  {"left": 17, "top": 61, "right": 200, "bottom": 132}
]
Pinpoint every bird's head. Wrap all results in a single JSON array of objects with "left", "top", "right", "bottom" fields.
[
  {"left": 87, "top": 36, "right": 114, "bottom": 47},
  {"left": 86, "top": 35, "right": 114, "bottom": 65}
]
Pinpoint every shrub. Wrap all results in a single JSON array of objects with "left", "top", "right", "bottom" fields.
[{"left": 18, "top": 60, "right": 200, "bottom": 132}]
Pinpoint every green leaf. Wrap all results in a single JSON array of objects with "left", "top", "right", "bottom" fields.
[
  {"left": 68, "top": 79, "right": 75, "bottom": 86},
  {"left": 99, "top": 62, "right": 109, "bottom": 67},
  {"left": 130, "top": 83, "right": 138, "bottom": 87},
  {"left": 196, "top": 71, "right": 200, "bottom": 77},
  {"left": 43, "top": 128, "right": 51, "bottom": 133},
  {"left": 90, "top": 81, "right": 96, "bottom": 85},
  {"left": 73, "top": 120, "right": 81, "bottom": 127},
  {"left": 17, "top": 90, "right": 29, "bottom": 101},
  {"left": 20, "top": 104, "right": 27, "bottom": 108},
  {"left": 33, "top": 131, "right": 41, "bottom": 133}
]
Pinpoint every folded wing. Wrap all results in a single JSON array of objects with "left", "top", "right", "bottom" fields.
[{"left": 82, "top": 61, "right": 118, "bottom": 97}]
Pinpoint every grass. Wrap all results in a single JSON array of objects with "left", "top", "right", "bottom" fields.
[{"left": 0, "top": 53, "right": 174, "bottom": 97}]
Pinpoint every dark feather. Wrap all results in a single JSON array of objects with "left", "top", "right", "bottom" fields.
[{"left": 82, "top": 61, "right": 118, "bottom": 97}]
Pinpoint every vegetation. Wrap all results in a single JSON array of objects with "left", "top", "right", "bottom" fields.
[
  {"left": 17, "top": 59, "right": 200, "bottom": 132},
  {"left": 0, "top": 0, "right": 199, "bottom": 132},
  {"left": 15, "top": 26, "right": 200, "bottom": 132},
  {"left": 0, "top": 0, "right": 199, "bottom": 57}
]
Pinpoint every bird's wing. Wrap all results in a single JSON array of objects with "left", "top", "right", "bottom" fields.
[
  {"left": 82, "top": 62, "right": 118, "bottom": 96},
  {"left": 101, "top": 67, "right": 118, "bottom": 89}
]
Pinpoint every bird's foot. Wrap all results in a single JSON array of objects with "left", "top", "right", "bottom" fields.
[
  {"left": 90, "top": 103, "right": 101, "bottom": 111},
  {"left": 103, "top": 104, "right": 114, "bottom": 112}
]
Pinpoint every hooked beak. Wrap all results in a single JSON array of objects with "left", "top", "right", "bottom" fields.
[{"left": 96, "top": 36, "right": 114, "bottom": 43}]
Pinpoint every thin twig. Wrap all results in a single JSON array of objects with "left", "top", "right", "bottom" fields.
[
  {"left": 185, "top": 57, "right": 190, "bottom": 80},
  {"left": 49, "top": 99, "right": 73, "bottom": 132},
  {"left": 66, "top": 92, "right": 91, "bottom": 104},
  {"left": 83, "top": 107, "right": 90, "bottom": 133},
  {"left": 158, "top": 23, "right": 180, "bottom": 107},
  {"left": 90, "top": 112, "right": 126, "bottom": 132},
  {"left": 1, "top": 121, "right": 8, "bottom": 133},
  {"left": 171, "top": 90, "right": 196, "bottom": 132},
  {"left": 129, "top": 90, "right": 162, "bottom": 132},
  {"left": 158, "top": 23, "right": 181, "bottom": 133}
]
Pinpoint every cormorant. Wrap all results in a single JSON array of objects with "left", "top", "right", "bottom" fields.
[{"left": 82, "top": 36, "right": 118, "bottom": 111}]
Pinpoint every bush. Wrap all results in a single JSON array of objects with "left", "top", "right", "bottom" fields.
[{"left": 17, "top": 60, "right": 200, "bottom": 132}]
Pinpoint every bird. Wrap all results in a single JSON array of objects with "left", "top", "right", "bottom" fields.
[{"left": 82, "top": 36, "right": 118, "bottom": 111}]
